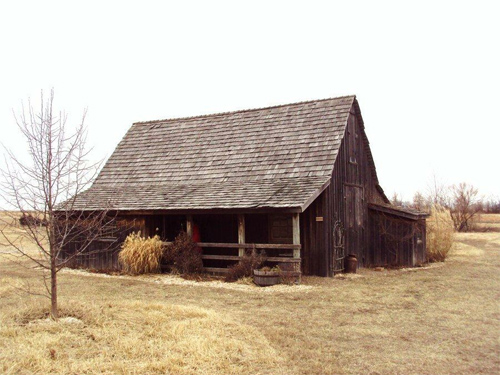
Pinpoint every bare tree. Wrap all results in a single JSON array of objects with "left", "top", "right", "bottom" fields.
[
  {"left": 449, "top": 182, "right": 480, "bottom": 232},
  {"left": 427, "top": 174, "right": 449, "bottom": 207},
  {"left": 0, "top": 89, "right": 113, "bottom": 319},
  {"left": 412, "top": 191, "right": 427, "bottom": 212},
  {"left": 483, "top": 197, "right": 500, "bottom": 213},
  {"left": 391, "top": 192, "right": 403, "bottom": 207}
]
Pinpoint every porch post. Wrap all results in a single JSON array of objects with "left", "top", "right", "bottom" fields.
[
  {"left": 292, "top": 213, "right": 300, "bottom": 259},
  {"left": 186, "top": 215, "right": 193, "bottom": 237},
  {"left": 238, "top": 214, "right": 245, "bottom": 257}
]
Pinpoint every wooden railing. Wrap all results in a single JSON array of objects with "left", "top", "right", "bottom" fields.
[
  {"left": 163, "top": 242, "right": 300, "bottom": 250},
  {"left": 162, "top": 241, "right": 301, "bottom": 273}
]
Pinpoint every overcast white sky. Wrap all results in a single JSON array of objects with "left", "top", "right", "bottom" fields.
[{"left": 0, "top": 0, "right": 498, "bottom": 207}]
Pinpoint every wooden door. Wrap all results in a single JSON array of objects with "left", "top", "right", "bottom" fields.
[{"left": 344, "top": 185, "right": 364, "bottom": 262}]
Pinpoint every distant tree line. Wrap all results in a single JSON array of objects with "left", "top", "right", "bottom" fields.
[
  {"left": 391, "top": 181, "right": 499, "bottom": 232},
  {"left": 478, "top": 199, "right": 500, "bottom": 214}
]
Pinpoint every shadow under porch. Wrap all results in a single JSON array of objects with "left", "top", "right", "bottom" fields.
[{"left": 144, "top": 213, "right": 301, "bottom": 274}]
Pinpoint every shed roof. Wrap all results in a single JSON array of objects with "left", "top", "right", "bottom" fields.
[
  {"left": 368, "top": 203, "right": 430, "bottom": 220},
  {"left": 72, "top": 95, "right": 356, "bottom": 212}
]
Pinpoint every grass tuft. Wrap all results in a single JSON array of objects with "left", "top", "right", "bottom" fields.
[
  {"left": 426, "top": 205, "right": 455, "bottom": 262},
  {"left": 118, "top": 232, "right": 164, "bottom": 275}
]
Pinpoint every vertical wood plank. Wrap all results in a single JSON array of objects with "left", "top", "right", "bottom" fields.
[
  {"left": 238, "top": 214, "right": 245, "bottom": 257},
  {"left": 324, "top": 186, "right": 331, "bottom": 276},
  {"left": 315, "top": 195, "right": 323, "bottom": 274},
  {"left": 138, "top": 217, "right": 146, "bottom": 237},
  {"left": 186, "top": 215, "right": 193, "bottom": 237},
  {"left": 292, "top": 213, "right": 300, "bottom": 258},
  {"left": 309, "top": 206, "right": 315, "bottom": 274}
]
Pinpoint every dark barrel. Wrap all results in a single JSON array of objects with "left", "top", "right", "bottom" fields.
[{"left": 345, "top": 254, "right": 358, "bottom": 273}]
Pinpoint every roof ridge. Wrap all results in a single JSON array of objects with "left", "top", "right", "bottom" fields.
[{"left": 133, "top": 95, "right": 356, "bottom": 125}]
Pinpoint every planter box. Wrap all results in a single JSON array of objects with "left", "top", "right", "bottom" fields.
[{"left": 253, "top": 269, "right": 280, "bottom": 286}]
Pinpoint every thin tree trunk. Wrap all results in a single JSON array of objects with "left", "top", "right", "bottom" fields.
[
  {"left": 0, "top": 89, "right": 105, "bottom": 320},
  {"left": 50, "top": 254, "right": 58, "bottom": 320}
]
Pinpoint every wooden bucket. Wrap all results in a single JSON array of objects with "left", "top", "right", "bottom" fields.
[{"left": 253, "top": 269, "right": 280, "bottom": 286}]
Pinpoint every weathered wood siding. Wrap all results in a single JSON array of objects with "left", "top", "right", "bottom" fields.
[
  {"left": 60, "top": 216, "right": 145, "bottom": 271},
  {"left": 300, "top": 189, "right": 328, "bottom": 276},
  {"left": 62, "top": 100, "right": 427, "bottom": 275},
  {"left": 369, "top": 212, "right": 426, "bottom": 267},
  {"left": 301, "top": 104, "right": 391, "bottom": 275}
]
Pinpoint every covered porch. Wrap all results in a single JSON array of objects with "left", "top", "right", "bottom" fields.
[{"left": 135, "top": 212, "right": 302, "bottom": 274}]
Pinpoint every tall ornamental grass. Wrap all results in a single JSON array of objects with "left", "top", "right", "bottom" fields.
[
  {"left": 119, "top": 232, "right": 164, "bottom": 274},
  {"left": 426, "top": 205, "right": 454, "bottom": 262}
]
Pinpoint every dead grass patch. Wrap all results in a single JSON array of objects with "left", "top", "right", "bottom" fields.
[
  {"left": 451, "top": 241, "right": 485, "bottom": 258},
  {"left": 5, "top": 300, "right": 101, "bottom": 326},
  {"left": 1, "top": 300, "right": 286, "bottom": 375},
  {"left": 480, "top": 214, "right": 500, "bottom": 223},
  {"left": 469, "top": 214, "right": 500, "bottom": 232},
  {"left": 61, "top": 267, "right": 314, "bottom": 294},
  {"left": 1, "top": 213, "right": 499, "bottom": 374}
]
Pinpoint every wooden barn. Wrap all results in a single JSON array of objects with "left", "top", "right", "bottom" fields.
[{"left": 64, "top": 95, "right": 428, "bottom": 276}]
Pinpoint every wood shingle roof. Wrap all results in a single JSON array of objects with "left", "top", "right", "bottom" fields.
[{"left": 72, "top": 95, "right": 356, "bottom": 212}]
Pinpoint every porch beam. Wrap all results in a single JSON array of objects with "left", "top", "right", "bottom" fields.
[
  {"left": 186, "top": 215, "right": 193, "bottom": 237},
  {"left": 292, "top": 213, "right": 300, "bottom": 258},
  {"left": 238, "top": 214, "right": 245, "bottom": 257}
]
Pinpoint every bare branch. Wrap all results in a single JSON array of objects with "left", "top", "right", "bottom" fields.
[
  {"left": 449, "top": 182, "right": 481, "bottom": 232},
  {"left": 0, "top": 89, "right": 106, "bottom": 319}
]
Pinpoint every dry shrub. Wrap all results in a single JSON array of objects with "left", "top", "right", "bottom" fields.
[
  {"left": 118, "top": 232, "right": 164, "bottom": 274},
  {"left": 426, "top": 205, "right": 455, "bottom": 262},
  {"left": 19, "top": 213, "right": 47, "bottom": 227},
  {"left": 164, "top": 231, "right": 203, "bottom": 274},
  {"left": 277, "top": 263, "right": 300, "bottom": 285},
  {"left": 225, "top": 250, "right": 265, "bottom": 282}
]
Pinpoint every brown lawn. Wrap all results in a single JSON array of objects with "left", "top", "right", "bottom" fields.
[
  {"left": 477, "top": 213, "right": 500, "bottom": 232},
  {"left": 1, "top": 211, "right": 499, "bottom": 374}
]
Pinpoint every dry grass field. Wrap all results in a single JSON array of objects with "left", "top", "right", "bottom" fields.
[
  {"left": 476, "top": 213, "right": 500, "bottom": 232},
  {"left": 1, "top": 212, "right": 499, "bottom": 374}
]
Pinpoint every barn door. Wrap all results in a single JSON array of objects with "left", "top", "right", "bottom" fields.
[{"left": 344, "top": 184, "right": 365, "bottom": 264}]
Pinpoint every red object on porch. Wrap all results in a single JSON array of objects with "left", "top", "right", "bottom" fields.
[{"left": 192, "top": 223, "right": 202, "bottom": 253}]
